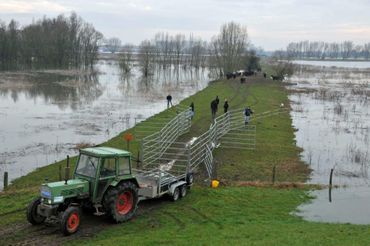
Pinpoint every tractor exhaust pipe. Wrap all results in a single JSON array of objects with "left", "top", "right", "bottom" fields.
[{"left": 65, "top": 155, "right": 70, "bottom": 185}]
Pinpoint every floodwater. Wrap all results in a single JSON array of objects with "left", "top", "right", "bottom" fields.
[
  {"left": 289, "top": 60, "right": 370, "bottom": 224},
  {"left": 293, "top": 60, "right": 370, "bottom": 69},
  {"left": 0, "top": 61, "right": 210, "bottom": 189}
]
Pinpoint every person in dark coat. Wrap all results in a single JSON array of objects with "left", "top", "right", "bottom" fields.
[
  {"left": 211, "top": 99, "right": 217, "bottom": 120},
  {"left": 166, "top": 94, "right": 172, "bottom": 108},
  {"left": 244, "top": 106, "right": 253, "bottom": 126},
  {"left": 190, "top": 102, "right": 195, "bottom": 119},
  {"left": 215, "top": 96, "right": 220, "bottom": 107},
  {"left": 223, "top": 99, "right": 229, "bottom": 113}
]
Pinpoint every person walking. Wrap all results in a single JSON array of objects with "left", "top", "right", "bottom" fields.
[
  {"left": 244, "top": 106, "right": 253, "bottom": 126},
  {"left": 190, "top": 102, "right": 195, "bottom": 120},
  {"left": 166, "top": 94, "right": 173, "bottom": 108},
  {"left": 211, "top": 99, "right": 217, "bottom": 120},
  {"left": 223, "top": 99, "right": 229, "bottom": 113}
]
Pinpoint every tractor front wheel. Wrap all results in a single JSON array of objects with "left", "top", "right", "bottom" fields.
[
  {"left": 61, "top": 206, "right": 81, "bottom": 236},
  {"left": 26, "top": 197, "right": 46, "bottom": 225},
  {"left": 104, "top": 182, "right": 138, "bottom": 223}
]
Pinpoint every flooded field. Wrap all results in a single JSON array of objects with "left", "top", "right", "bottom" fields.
[
  {"left": 289, "top": 60, "right": 370, "bottom": 224},
  {"left": 0, "top": 61, "right": 210, "bottom": 189}
]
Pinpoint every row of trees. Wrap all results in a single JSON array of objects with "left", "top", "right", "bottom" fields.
[
  {"left": 132, "top": 22, "right": 259, "bottom": 77},
  {"left": 0, "top": 13, "right": 102, "bottom": 70},
  {"left": 285, "top": 41, "right": 370, "bottom": 60},
  {"left": 135, "top": 33, "right": 208, "bottom": 69}
]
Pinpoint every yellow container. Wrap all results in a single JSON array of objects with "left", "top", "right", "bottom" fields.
[{"left": 211, "top": 180, "right": 219, "bottom": 188}]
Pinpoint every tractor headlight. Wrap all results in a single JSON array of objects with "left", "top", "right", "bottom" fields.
[{"left": 40, "top": 186, "right": 52, "bottom": 199}]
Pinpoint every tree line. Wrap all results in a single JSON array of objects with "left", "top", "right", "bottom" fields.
[
  {"left": 0, "top": 12, "right": 102, "bottom": 70},
  {"left": 119, "top": 22, "right": 259, "bottom": 78},
  {"left": 284, "top": 41, "right": 370, "bottom": 60}
]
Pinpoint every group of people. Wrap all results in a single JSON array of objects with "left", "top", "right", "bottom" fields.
[
  {"left": 167, "top": 94, "right": 253, "bottom": 125},
  {"left": 210, "top": 96, "right": 252, "bottom": 125},
  {"left": 210, "top": 96, "right": 230, "bottom": 119}
]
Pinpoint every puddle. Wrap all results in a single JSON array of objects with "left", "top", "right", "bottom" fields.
[
  {"left": 0, "top": 61, "right": 211, "bottom": 189},
  {"left": 297, "top": 186, "right": 370, "bottom": 225},
  {"left": 289, "top": 60, "right": 370, "bottom": 224}
]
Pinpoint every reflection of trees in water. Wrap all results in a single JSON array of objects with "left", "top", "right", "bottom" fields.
[
  {"left": 117, "top": 62, "right": 208, "bottom": 100},
  {"left": 0, "top": 71, "right": 102, "bottom": 110}
]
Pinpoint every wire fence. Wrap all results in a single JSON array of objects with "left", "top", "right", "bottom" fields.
[
  {"left": 188, "top": 108, "right": 257, "bottom": 178},
  {"left": 140, "top": 107, "right": 192, "bottom": 169},
  {"left": 138, "top": 106, "right": 289, "bottom": 181}
]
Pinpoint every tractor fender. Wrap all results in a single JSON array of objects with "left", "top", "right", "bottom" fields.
[
  {"left": 110, "top": 178, "right": 139, "bottom": 188},
  {"left": 169, "top": 181, "right": 187, "bottom": 195}
]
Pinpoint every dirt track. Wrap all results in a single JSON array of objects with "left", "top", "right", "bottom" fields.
[{"left": 0, "top": 197, "right": 167, "bottom": 246}]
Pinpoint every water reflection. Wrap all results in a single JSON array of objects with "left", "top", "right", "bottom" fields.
[
  {"left": 289, "top": 61, "right": 370, "bottom": 224},
  {"left": 0, "top": 71, "right": 102, "bottom": 110},
  {"left": 0, "top": 60, "right": 210, "bottom": 189}
]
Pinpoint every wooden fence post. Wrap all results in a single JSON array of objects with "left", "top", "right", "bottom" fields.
[
  {"left": 3, "top": 172, "right": 8, "bottom": 189},
  {"left": 272, "top": 166, "right": 276, "bottom": 184}
]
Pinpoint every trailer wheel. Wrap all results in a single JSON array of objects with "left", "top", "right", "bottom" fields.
[
  {"left": 180, "top": 185, "right": 187, "bottom": 198},
  {"left": 104, "top": 181, "right": 138, "bottom": 223},
  {"left": 61, "top": 206, "right": 81, "bottom": 236},
  {"left": 26, "top": 197, "right": 46, "bottom": 225},
  {"left": 172, "top": 187, "right": 180, "bottom": 201}
]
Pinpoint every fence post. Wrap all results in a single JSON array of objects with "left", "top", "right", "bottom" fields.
[
  {"left": 177, "top": 113, "right": 180, "bottom": 137},
  {"left": 329, "top": 168, "right": 334, "bottom": 202},
  {"left": 3, "top": 172, "right": 8, "bottom": 189},
  {"left": 272, "top": 166, "right": 276, "bottom": 184},
  {"left": 186, "top": 144, "right": 191, "bottom": 174},
  {"left": 58, "top": 163, "right": 62, "bottom": 181},
  {"left": 135, "top": 151, "right": 140, "bottom": 168},
  {"left": 140, "top": 140, "right": 144, "bottom": 165}
]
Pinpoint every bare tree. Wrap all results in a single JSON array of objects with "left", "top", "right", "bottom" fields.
[
  {"left": 173, "top": 33, "right": 186, "bottom": 66},
  {"left": 139, "top": 40, "right": 155, "bottom": 77},
  {"left": 106, "top": 37, "right": 122, "bottom": 53},
  {"left": 187, "top": 34, "right": 207, "bottom": 68},
  {"left": 119, "top": 43, "right": 134, "bottom": 73},
  {"left": 209, "top": 22, "right": 249, "bottom": 76}
]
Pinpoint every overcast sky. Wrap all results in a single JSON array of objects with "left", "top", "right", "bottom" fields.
[{"left": 0, "top": 0, "right": 369, "bottom": 50}]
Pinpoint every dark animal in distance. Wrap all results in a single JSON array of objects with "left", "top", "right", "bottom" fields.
[{"left": 271, "top": 75, "right": 284, "bottom": 81}]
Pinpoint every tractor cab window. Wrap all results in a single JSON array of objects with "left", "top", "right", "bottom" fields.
[
  {"left": 119, "top": 157, "right": 130, "bottom": 175},
  {"left": 76, "top": 154, "right": 99, "bottom": 178},
  {"left": 100, "top": 158, "right": 116, "bottom": 177}
]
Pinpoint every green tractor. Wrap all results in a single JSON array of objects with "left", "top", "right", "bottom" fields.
[{"left": 27, "top": 147, "right": 140, "bottom": 235}]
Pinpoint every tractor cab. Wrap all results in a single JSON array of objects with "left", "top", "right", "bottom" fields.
[
  {"left": 27, "top": 147, "right": 139, "bottom": 235},
  {"left": 74, "top": 147, "right": 135, "bottom": 203}
]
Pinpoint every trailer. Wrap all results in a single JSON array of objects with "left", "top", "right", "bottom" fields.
[{"left": 135, "top": 168, "right": 193, "bottom": 201}]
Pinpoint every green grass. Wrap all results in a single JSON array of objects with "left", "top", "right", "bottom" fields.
[
  {"left": 1, "top": 75, "right": 369, "bottom": 245},
  {"left": 72, "top": 186, "right": 370, "bottom": 246}
]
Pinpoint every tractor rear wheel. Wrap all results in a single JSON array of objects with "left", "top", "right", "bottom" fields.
[
  {"left": 104, "top": 181, "right": 138, "bottom": 223},
  {"left": 26, "top": 197, "right": 46, "bottom": 225},
  {"left": 61, "top": 206, "right": 81, "bottom": 236}
]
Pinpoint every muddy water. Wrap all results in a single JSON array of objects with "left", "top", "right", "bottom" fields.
[
  {"left": 0, "top": 61, "right": 210, "bottom": 189},
  {"left": 289, "top": 61, "right": 370, "bottom": 224}
]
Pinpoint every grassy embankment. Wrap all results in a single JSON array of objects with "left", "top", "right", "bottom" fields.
[{"left": 1, "top": 75, "right": 370, "bottom": 245}]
